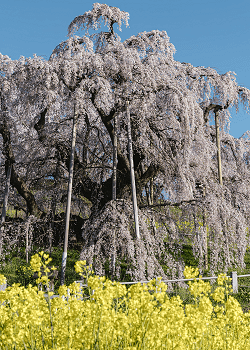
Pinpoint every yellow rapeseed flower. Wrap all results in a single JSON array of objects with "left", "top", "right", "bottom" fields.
[{"left": 0, "top": 253, "right": 250, "bottom": 349}]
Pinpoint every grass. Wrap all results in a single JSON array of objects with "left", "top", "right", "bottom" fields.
[{"left": 0, "top": 245, "right": 81, "bottom": 294}]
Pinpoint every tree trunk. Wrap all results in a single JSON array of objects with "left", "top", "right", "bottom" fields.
[
  {"left": 0, "top": 96, "right": 42, "bottom": 217},
  {"left": 60, "top": 106, "right": 78, "bottom": 285},
  {"left": 215, "top": 110, "right": 223, "bottom": 185},
  {"left": 0, "top": 164, "right": 12, "bottom": 257},
  {"left": 126, "top": 101, "right": 140, "bottom": 240}
]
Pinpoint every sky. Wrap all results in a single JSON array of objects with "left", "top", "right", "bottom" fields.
[{"left": 1, "top": 0, "right": 250, "bottom": 139}]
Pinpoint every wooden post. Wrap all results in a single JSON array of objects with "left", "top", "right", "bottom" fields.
[
  {"left": 111, "top": 114, "right": 117, "bottom": 279},
  {"left": 25, "top": 217, "right": 30, "bottom": 264},
  {"left": 150, "top": 178, "right": 154, "bottom": 205},
  {"left": 231, "top": 271, "right": 238, "bottom": 293},
  {"left": 0, "top": 164, "right": 12, "bottom": 257},
  {"left": 145, "top": 182, "right": 151, "bottom": 206},
  {"left": 60, "top": 106, "right": 78, "bottom": 285},
  {"left": 112, "top": 114, "right": 117, "bottom": 200},
  {"left": 126, "top": 101, "right": 140, "bottom": 240},
  {"left": 215, "top": 110, "right": 223, "bottom": 185},
  {"left": 203, "top": 209, "right": 208, "bottom": 270},
  {"left": 49, "top": 160, "right": 62, "bottom": 256}
]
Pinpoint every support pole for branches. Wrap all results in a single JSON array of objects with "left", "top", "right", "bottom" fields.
[
  {"left": 60, "top": 106, "right": 78, "bottom": 285},
  {"left": 0, "top": 164, "right": 12, "bottom": 257},
  {"left": 150, "top": 178, "right": 154, "bottom": 205},
  {"left": 25, "top": 216, "right": 31, "bottom": 264},
  {"left": 49, "top": 160, "right": 62, "bottom": 256},
  {"left": 145, "top": 183, "right": 151, "bottom": 206},
  {"left": 126, "top": 101, "right": 140, "bottom": 240},
  {"left": 215, "top": 110, "right": 223, "bottom": 185},
  {"left": 111, "top": 114, "right": 118, "bottom": 279},
  {"left": 203, "top": 209, "right": 208, "bottom": 270},
  {"left": 149, "top": 137, "right": 154, "bottom": 205},
  {"left": 112, "top": 114, "right": 117, "bottom": 200}
]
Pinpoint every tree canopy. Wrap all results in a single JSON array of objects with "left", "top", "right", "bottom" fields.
[{"left": 1, "top": 3, "right": 250, "bottom": 279}]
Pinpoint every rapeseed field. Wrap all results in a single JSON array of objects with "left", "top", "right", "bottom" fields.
[{"left": 0, "top": 252, "right": 249, "bottom": 349}]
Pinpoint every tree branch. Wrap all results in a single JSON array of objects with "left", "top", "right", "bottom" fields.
[{"left": 139, "top": 198, "right": 198, "bottom": 209}]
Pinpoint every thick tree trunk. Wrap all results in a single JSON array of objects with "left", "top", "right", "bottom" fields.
[
  {"left": 34, "top": 106, "right": 162, "bottom": 217},
  {"left": 61, "top": 106, "right": 78, "bottom": 285},
  {"left": 215, "top": 110, "right": 223, "bottom": 185},
  {"left": 0, "top": 113, "right": 42, "bottom": 217},
  {"left": 0, "top": 164, "right": 12, "bottom": 257},
  {"left": 126, "top": 101, "right": 140, "bottom": 240}
]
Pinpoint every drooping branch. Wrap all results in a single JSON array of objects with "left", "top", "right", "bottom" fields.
[{"left": 139, "top": 198, "right": 198, "bottom": 209}]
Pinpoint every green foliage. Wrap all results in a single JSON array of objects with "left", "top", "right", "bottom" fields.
[
  {"left": 79, "top": 195, "right": 92, "bottom": 206},
  {"left": 104, "top": 256, "right": 134, "bottom": 283},
  {"left": 16, "top": 264, "right": 35, "bottom": 287},
  {"left": 167, "top": 286, "right": 194, "bottom": 305},
  {"left": 118, "top": 257, "right": 134, "bottom": 283},
  {"left": 48, "top": 247, "right": 80, "bottom": 292},
  {"left": 0, "top": 257, "right": 23, "bottom": 286},
  {"left": 4, "top": 208, "right": 24, "bottom": 219},
  {"left": 169, "top": 206, "right": 182, "bottom": 218},
  {"left": 6, "top": 209, "right": 16, "bottom": 218},
  {"left": 176, "top": 219, "right": 195, "bottom": 235},
  {"left": 234, "top": 286, "right": 250, "bottom": 312},
  {"left": 181, "top": 244, "right": 199, "bottom": 267},
  {"left": 244, "top": 248, "right": 250, "bottom": 270},
  {"left": 0, "top": 246, "right": 81, "bottom": 294}
]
